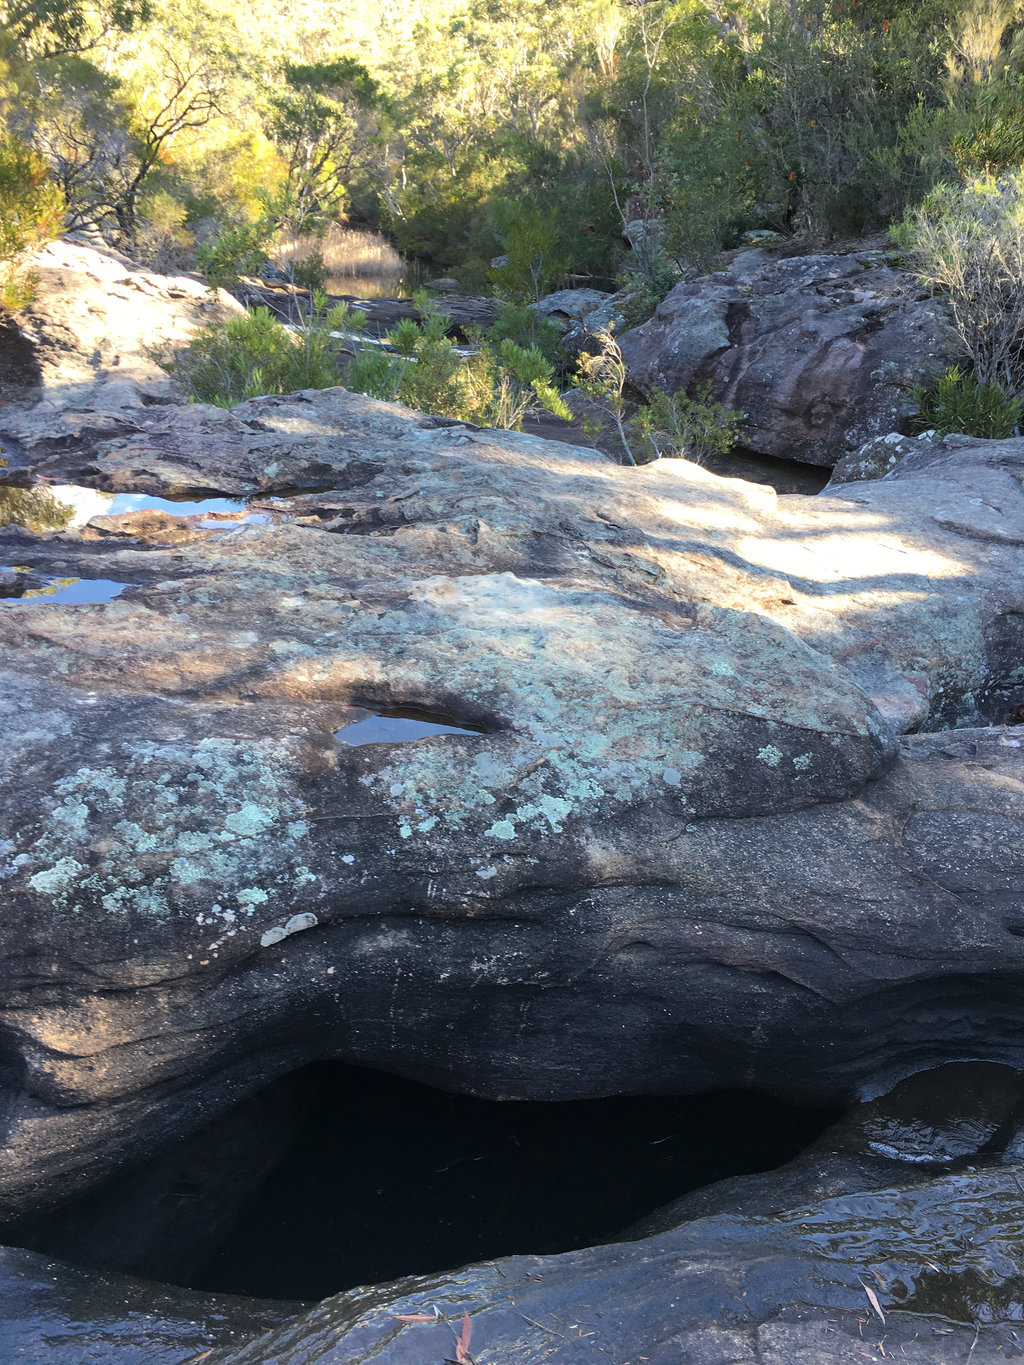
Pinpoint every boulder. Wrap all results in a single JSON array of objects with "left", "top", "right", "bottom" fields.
[
  {"left": 532, "top": 288, "right": 615, "bottom": 322},
  {"left": 617, "top": 248, "right": 960, "bottom": 467},
  {"left": 1, "top": 390, "right": 1024, "bottom": 1226},
  {"left": 0, "top": 238, "right": 243, "bottom": 463}
]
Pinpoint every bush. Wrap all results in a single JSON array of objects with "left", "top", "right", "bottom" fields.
[
  {"left": 292, "top": 247, "right": 327, "bottom": 291},
  {"left": 0, "top": 136, "right": 64, "bottom": 308},
  {"left": 161, "top": 289, "right": 569, "bottom": 429},
  {"left": 911, "top": 365, "right": 1022, "bottom": 438},
  {"left": 633, "top": 382, "right": 744, "bottom": 464},
  {"left": 195, "top": 218, "right": 277, "bottom": 289},
  {"left": 893, "top": 172, "right": 1024, "bottom": 393},
  {"left": 161, "top": 294, "right": 365, "bottom": 406},
  {"left": 346, "top": 295, "right": 570, "bottom": 429},
  {"left": 574, "top": 330, "right": 743, "bottom": 466}
]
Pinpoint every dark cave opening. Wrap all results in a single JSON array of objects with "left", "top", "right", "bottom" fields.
[{"left": 8, "top": 1063, "right": 840, "bottom": 1302}]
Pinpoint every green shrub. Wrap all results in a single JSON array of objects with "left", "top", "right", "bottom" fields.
[
  {"left": 0, "top": 136, "right": 64, "bottom": 307},
  {"left": 292, "top": 247, "right": 327, "bottom": 291},
  {"left": 163, "top": 288, "right": 568, "bottom": 429},
  {"left": 345, "top": 294, "right": 570, "bottom": 428},
  {"left": 161, "top": 294, "right": 365, "bottom": 406},
  {"left": 575, "top": 331, "right": 744, "bottom": 466},
  {"left": 487, "top": 301, "right": 564, "bottom": 365},
  {"left": 633, "top": 382, "right": 744, "bottom": 464},
  {"left": 196, "top": 219, "right": 277, "bottom": 289},
  {"left": 911, "top": 365, "right": 1022, "bottom": 438}
]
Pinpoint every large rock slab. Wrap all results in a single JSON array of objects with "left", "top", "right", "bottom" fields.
[
  {"left": 0, "top": 237, "right": 242, "bottom": 458},
  {"left": 205, "top": 1158, "right": 1024, "bottom": 1364},
  {"left": 1, "top": 393, "right": 1024, "bottom": 1223},
  {"left": 617, "top": 247, "right": 959, "bottom": 467}
]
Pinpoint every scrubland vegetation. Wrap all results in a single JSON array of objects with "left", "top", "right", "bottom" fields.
[{"left": 3, "top": 0, "right": 1024, "bottom": 438}]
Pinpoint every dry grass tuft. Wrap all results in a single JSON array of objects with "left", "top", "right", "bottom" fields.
[{"left": 279, "top": 225, "right": 402, "bottom": 279}]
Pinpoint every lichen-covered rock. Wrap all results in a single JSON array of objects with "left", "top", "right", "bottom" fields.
[
  {"left": 617, "top": 248, "right": 960, "bottom": 467},
  {"left": 1, "top": 392, "right": 1024, "bottom": 1222}
]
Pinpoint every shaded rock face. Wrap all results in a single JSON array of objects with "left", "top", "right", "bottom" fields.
[
  {"left": 203, "top": 1091, "right": 1024, "bottom": 1365},
  {"left": 0, "top": 1246, "right": 300, "bottom": 1365},
  {"left": 618, "top": 247, "right": 959, "bottom": 467}
]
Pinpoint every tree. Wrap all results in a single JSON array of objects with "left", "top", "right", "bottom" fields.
[
  {"left": 0, "top": 0, "right": 150, "bottom": 59},
  {"left": 266, "top": 57, "right": 380, "bottom": 233}
]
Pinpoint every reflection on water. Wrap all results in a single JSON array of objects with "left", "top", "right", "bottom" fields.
[
  {"left": 102, "top": 493, "right": 246, "bottom": 518},
  {"left": 335, "top": 706, "right": 487, "bottom": 746},
  {"left": 2, "top": 484, "right": 283, "bottom": 531},
  {"left": 326, "top": 260, "right": 427, "bottom": 301},
  {"left": 0, "top": 573, "right": 132, "bottom": 604},
  {"left": 0, "top": 486, "right": 76, "bottom": 532}
]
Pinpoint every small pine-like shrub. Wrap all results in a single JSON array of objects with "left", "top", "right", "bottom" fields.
[
  {"left": 292, "top": 248, "right": 327, "bottom": 291},
  {"left": 632, "top": 382, "right": 744, "bottom": 464},
  {"left": 574, "top": 332, "right": 743, "bottom": 466},
  {"left": 911, "top": 366, "right": 1022, "bottom": 439},
  {"left": 161, "top": 294, "right": 365, "bottom": 406},
  {"left": 196, "top": 219, "right": 277, "bottom": 289}
]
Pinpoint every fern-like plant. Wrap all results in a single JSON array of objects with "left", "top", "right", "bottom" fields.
[{"left": 911, "top": 366, "right": 1022, "bottom": 439}]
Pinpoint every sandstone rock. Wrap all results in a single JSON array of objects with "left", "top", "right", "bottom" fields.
[
  {"left": 1, "top": 393, "right": 1024, "bottom": 1224},
  {"left": 0, "top": 1245, "right": 300, "bottom": 1363},
  {"left": 827, "top": 429, "right": 938, "bottom": 484},
  {"left": 617, "top": 249, "right": 960, "bottom": 467},
  {"left": 532, "top": 288, "right": 614, "bottom": 321},
  {"left": 0, "top": 238, "right": 243, "bottom": 464},
  {"left": 203, "top": 1158, "right": 1024, "bottom": 1364}
]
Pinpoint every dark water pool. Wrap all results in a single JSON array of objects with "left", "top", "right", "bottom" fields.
[{"left": 8, "top": 1063, "right": 838, "bottom": 1301}]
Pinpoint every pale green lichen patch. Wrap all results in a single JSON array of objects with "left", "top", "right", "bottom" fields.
[
  {"left": 338, "top": 572, "right": 886, "bottom": 842},
  {"left": 20, "top": 735, "right": 315, "bottom": 925}
]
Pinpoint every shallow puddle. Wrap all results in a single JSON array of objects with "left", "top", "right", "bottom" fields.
[
  {"left": 0, "top": 573, "right": 132, "bottom": 604},
  {"left": 17, "top": 485, "right": 284, "bottom": 530},
  {"left": 335, "top": 706, "right": 487, "bottom": 746}
]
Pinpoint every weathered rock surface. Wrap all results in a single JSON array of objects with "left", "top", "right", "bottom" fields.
[
  {"left": 1, "top": 390, "right": 1024, "bottom": 1225},
  {"left": 0, "top": 238, "right": 242, "bottom": 461},
  {"left": 0, "top": 1245, "right": 300, "bottom": 1364},
  {"left": 6, "top": 1066, "right": 1024, "bottom": 1364},
  {"left": 532, "top": 288, "right": 615, "bottom": 321},
  {"left": 203, "top": 1159, "right": 1024, "bottom": 1364},
  {"left": 3, "top": 245, "right": 1024, "bottom": 1362},
  {"left": 618, "top": 247, "right": 960, "bottom": 467}
]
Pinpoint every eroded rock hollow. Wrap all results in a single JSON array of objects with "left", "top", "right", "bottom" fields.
[{"left": 2, "top": 242, "right": 1024, "bottom": 1364}]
